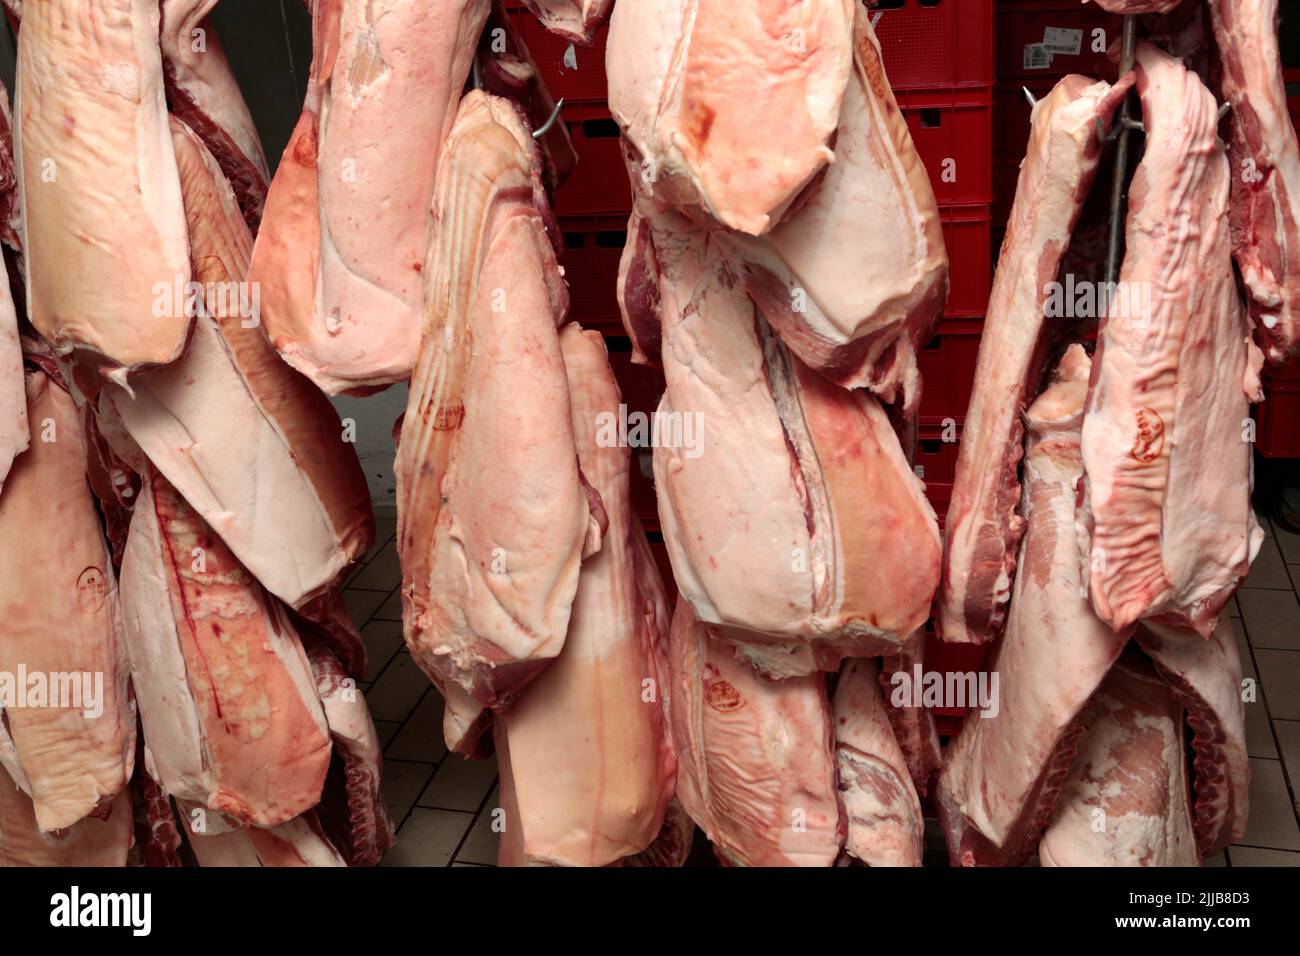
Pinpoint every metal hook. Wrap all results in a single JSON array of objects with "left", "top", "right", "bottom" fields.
[
  {"left": 471, "top": 54, "right": 483, "bottom": 92},
  {"left": 533, "top": 97, "right": 564, "bottom": 139},
  {"left": 1218, "top": 101, "right": 1232, "bottom": 121},
  {"left": 1022, "top": 86, "right": 1038, "bottom": 110}
]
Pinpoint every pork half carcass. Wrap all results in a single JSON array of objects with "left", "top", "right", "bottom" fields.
[
  {"left": 304, "top": 640, "right": 395, "bottom": 867},
  {"left": 496, "top": 326, "right": 674, "bottom": 867},
  {"left": 161, "top": 0, "right": 270, "bottom": 231},
  {"left": 130, "top": 758, "right": 185, "bottom": 867},
  {"left": 607, "top": 0, "right": 854, "bottom": 236},
  {"left": 397, "top": 91, "right": 601, "bottom": 708},
  {"left": 1038, "top": 652, "right": 1199, "bottom": 867},
  {"left": 14, "top": 0, "right": 190, "bottom": 376},
  {"left": 1208, "top": 0, "right": 1300, "bottom": 364},
  {"left": 937, "top": 345, "right": 1129, "bottom": 866},
  {"left": 250, "top": 0, "right": 490, "bottom": 394},
  {"left": 182, "top": 802, "right": 347, "bottom": 867},
  {"left": 938, "top": 74, "right": 1131, "bottom": 646},
  {"left": 667, "top": 600, "right": 842, "bottom": 867},
  {"left": 0, "top": 364, "right": 135, "bottom": 831},
  {"left": 0, "top": 76, "right": 22, "bottom": 492},
  {"left": 715, "top": 7, "right": 947, "bottom": 403},
  {"left": 648, "top": 203, "right": 939, "bottom": 675},
  {"left": 834, "top": 658, "right": 924, "bottom": 867},
  {"left": 0, "top": 75, "right": 21, "bottom": 253},
  {"left": 518, "top": 0, "right": 611, "bottom": 44},
  {"left": 1136, "top": 619, "right": 1249, "bottom": 859},
  {"left": 1080, "top": 44, "right": 1262, "bottom": 636},
  {"left": 119, "top": 469, "right": 333, "bottom": 828},
  {"left": 0, "top": 258, "right": 21, "bottom": 492},
  {"left": 109, "top": 117, "right": 373, "bottom": 610},
  {"left": 0, "top": 765, "right": 131, "bottom": 867},
  {"left": 616, "top": 200, "right": 661, "bottom": 367}
]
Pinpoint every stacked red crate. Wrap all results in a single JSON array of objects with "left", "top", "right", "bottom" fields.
[{"left": 991, "top": 1, "right": 1122, "bottom": 228}]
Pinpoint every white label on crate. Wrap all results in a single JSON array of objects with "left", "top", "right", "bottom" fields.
[
  {"left": 914, "top": 464, "right": 926, "bottom": 480},
  {"left": 1023, "top": 43, "right": 1053, "bottom": 70},
  {"left": 1043, "top": 27, "right": 1083, "bottom": 56}
]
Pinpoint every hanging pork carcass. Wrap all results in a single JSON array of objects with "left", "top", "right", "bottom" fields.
[
  {"left": 1080, "top": 44, "right": 1261, "bottom": 637},
  {"left": 109, "top": 117, "right": 373, "bottom": 611},
  {"left": 181, "top": 801, "right": 348, "bottom": 867},
  {"left": 495, "top": 326, "right": 675, "bottom": 868},
  {"left": 938, "top": 74, "right": 1131, "bottom": 646},
  {"left": 0, "top": 75, "right": 23, "bottom": 493},
  {"left": 397, "top": 91, "right": 603, "bottom": 711},
  {"left": 0, "top": 358, "right": 135, "bottom": 832},
  {"left": 302, "top": 639, "right": 395, "bottom": 867},
  {"left": 160, "top": 0, "right": 270, "bottom": 231},
  {"left": 119, "top": 469, "right": 333, "bottom": 828},
  {"left": 14, "top": 0, "right": 191, "bottom": 378},
  {"left": 644, "top": 201, "right": 939, "bottom": 676},
  {"left": 1208, "top": 0, "right": 1300, "bottom": 365},
  {"left": 249, "top": 0, "right": 491, "bottom": 394},
  {"left": 937, "top": 345, "right": 1128, "bottom": 866},
  {"left": 666, "top": 600, "right": 842, "bottom": 867},
  {"left": 0, "top": 764, "right": 131, "bottom": 867},
  {"left": 1135, "top": 619, "right": 1249, "bottom": 859},
  {"left": 1037, "top": 653, "right": 1199, "bottom": 867},
  {"left": 0, "top": 262, "right": 21, "bottom": 494},
  {"left": 713, "top": 6, "right": 948, "bottom": 404},
  {"left": 834, "top": 658, "right": 925, "bottom": 867},
  {"left": 607, "top": 0, "right": 854, "bottom": 237}
]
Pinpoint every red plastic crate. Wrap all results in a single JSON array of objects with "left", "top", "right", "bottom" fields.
[
  {"left": 918, "top": 316, "right": 981, "bottom": 425},
  {"left": 899, "top": 86, "right": 994, "bottom": 206},
  {"left": 995, "top": 0, "right": 1122, "bottom": 83},
  {"left": 993, "top": 157, "right": 1019, "bottom": 229},
  {"left": 552, "top": 103, "right": 631, "bottom": 217},
  {"left": 1258, "top": 356, "right": 1300, "bottom": 457},
  {"left": 874, "top": 0, "right": 994, "bottom": 91},
  {"left": 993, "top": 79, "right": 1057, "bottom": 162},
  {"left": 941, "top": 206, "right": 993, "bottom": 317},
  {"left": 557, "top": 214, "right": 627, "bottom": 333},
  {"left": 926, "top": 479, "right": 953, "bottom": 529},
  {"left": 923, "top": 629, "right": 989, "bottom": 725}
]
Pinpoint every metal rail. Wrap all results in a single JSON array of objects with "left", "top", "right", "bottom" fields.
[{"left": 1103, "top": 16, "right": 1139, "bottom": 287}]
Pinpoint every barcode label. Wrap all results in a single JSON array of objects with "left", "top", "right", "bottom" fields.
[
  {"left": 1024, "top": 43, "right": 1053, "bottom": 70},
  {"left": 1043, "top": 27, "right": 1083, "bottom": 56},
  {"left": 914, "top": 464, "right": 926, "bottom": 479}
]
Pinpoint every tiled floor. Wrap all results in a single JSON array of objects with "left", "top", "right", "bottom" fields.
[
  {"left": 338, "top": 512, "right": 504, "bottom": 867},
  {"left": 349, "top": 508, "right": 1300, "bottom": 867}
]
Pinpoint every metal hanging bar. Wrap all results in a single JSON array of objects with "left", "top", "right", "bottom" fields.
[{"left": 1103, "top": 16, "right": 1139, "bottom": 287}]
